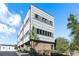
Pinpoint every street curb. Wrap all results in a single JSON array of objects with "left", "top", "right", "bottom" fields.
[{"left": 16, "top": 52, "right": 21, "bottom": 56}]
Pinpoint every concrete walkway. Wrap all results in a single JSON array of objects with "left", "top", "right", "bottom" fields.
[{"left": 16, "top": 51, "right": 30, "bottom": 56}]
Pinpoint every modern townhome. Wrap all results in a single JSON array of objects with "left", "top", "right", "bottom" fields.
[{"left": 17, "top": 5, "right": 54, "bottom": 55}]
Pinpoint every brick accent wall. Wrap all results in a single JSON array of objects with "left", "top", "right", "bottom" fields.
[{"left": 31, "top": 41, "right": 54, "bottom": 55}]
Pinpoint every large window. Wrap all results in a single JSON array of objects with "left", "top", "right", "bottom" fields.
[
  {"left": 35, "top": 14, "right": 38, "bottom": 18},
  {"left": 43, "top": 30, "right": 45, "bottom": 35},
  {"left": 50, "top": 21, "right": 53, "bottom": 25},
  {"left": 37, "top": 29, "right": 40, "bottom": 34},
  {"left": 34, "top": 14, "right": 53, "bottom": 26},
  {"left": 36, "top": 28, "right": 53, "bottom": 37}
]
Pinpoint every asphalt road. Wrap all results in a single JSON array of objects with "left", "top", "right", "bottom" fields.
[{"left": 0, "top": 51, "right": 18, "bottom": 56}]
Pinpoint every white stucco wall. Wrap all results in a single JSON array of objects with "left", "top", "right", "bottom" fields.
[
  {"left": 17, "top": 5, "right": 54, "bottom": 47},
  {"left": 31, "top": 5, "right": 54, "bottom": 42},
  {"left": 17, "top": 9, "right": 30, "bottom": 46}
]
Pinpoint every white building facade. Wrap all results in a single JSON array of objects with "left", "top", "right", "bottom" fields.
[
  {"left": 17, "top": 5, "right": 54, "bottom": 55},
  {"left": 0, "top": 44, "right": 15, "bottom": 51}
]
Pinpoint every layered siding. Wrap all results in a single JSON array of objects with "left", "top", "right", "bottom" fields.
[
  {"left": 17, "top": 10, "right": 30, "bottom": 46},
  {"left": 31, "top": 5, "right": 54, "bottom": 42}
]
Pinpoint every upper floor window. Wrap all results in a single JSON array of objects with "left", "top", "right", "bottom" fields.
[
  {"left": 50, "top": 21, "right": 53, "bottom": 25},
  {"left": 35, "top": 14, "right": 38, "bottom": 18},
  {"left": 51, "top": 33, "right": 53, "bottom": 37},
  {"left": 37, "top": 29, "right": 40, "bottom": 34},
  {"left": 42, "top": 17, "right": 46, "bottom": 22},
  {"left": 43, "top": 30, "right": 45, "bottom": 35},
  {"left": 34, "top": 14, "right": 53, "bottom": 26}
]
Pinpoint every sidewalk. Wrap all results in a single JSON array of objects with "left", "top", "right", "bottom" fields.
[{"left": 16, "top": 51, "right": 30, "bottom": 56}]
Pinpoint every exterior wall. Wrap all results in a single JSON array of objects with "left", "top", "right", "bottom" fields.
[
  {"left": 30, "top": 5, "right": 54, "bottom": 42},
  {"left": 17, "top": 10, "right": 30, "bottom": 47},
  {"left": 31, "top": 41, "right": 54, "bottom": 55},
  {"left": 23, "top": 19, "right": 30, "bottom": 43},
  {"left": 0, "top": 45, "right": 15, "bottom": 51},
  {"left": 17, "top": 5, "right": 54, "bottom": 54}
]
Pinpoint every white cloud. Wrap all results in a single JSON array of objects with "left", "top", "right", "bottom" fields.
[
  {"left": 7, "top": 28, "right": 16, "bottom": 34},
  {"left": 8, "top": 14, "right": 21, "bottom": 26},
  {"left": 0, "top": 23, "right": 16, "bottom": 34},
  {"left": 0, "top": 3, "right": 8, "bottom": 14},
  {"left": 0, "top": 3, "right": 21, "bottom": 44},
  {"left": 0, "top": 3, "right": 21, "bottom": 27}
]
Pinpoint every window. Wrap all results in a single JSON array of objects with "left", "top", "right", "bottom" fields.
[
  {"left": 45, "top": 19, "right": 47, "bottom": 23},
  {"left": 42, "top": 17, "right": 45, "bottom": 22},
  {"left": 34, "top": 14, "right": 53, "bottom": 26},
  {"left": 40, "top": 30, "right": 42, "bottom": 34},
  {"left": 36, "top": 28, "right": 53, "bottom": 37},
  {"left": 41, "top": 30, "right": 43, "bottom": 35},
  {"left": 50, "top": 21, "right": 52, "bottom": 25},
  {"left": 35, "top": 14, "right": 38, "bottom": 18},
  {"left": 46, "top": 31, "right": 48, "bottom": 36},
  {"left": 45, "top": 31, "right": 47, "bottom": 36},
  {"left": 49, "top": 32, "right": 51, "bottom": 36},
  {"left": 48, "top": 32, "right": 50, "bottom": 37},
  {"left": 37, "top": 29, "right": 39, "bottom": 34},
  {"left": 49, "top": 33, "right": 51, "bottom": 37},
  {"left": 51, "top": 33, "right": 53, "bottom": 37},
  {"left": 43, "top": 30, "right": 44, "bottom": 35}
]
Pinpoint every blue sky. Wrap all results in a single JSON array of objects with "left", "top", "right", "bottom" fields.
[{"left": 0, "top": 3, "right": 79, "bottom": 44}]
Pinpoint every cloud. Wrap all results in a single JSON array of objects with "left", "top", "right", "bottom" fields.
[
  {"left": 0, "top": 3, "right": 21, "bottom": 27},
  {"left": 0, "top": 3, "right": 22, "bottom": 44},
  {"left": 8, "top": 14, "right": 21, "bottom": 26},
  {"left": 0, "top": 23, "right": 16, "bottom": 34}
]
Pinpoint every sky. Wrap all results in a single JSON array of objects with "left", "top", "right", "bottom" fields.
[{"left": 0, "top": 3, "right": 79, "bottom": 44}]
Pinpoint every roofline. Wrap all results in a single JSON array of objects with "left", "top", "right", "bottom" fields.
[
  {"left": 30, "top": 4, "right": 54, "bottom": 18},
  {"left": 0, "top": 44, "right": 15, "bottom": 46}
]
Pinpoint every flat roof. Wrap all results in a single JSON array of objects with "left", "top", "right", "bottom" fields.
[
  {"left": 0, "top": 44, "right": 15, "bottom": 46},
  {"left": 30, "top": 4, "right": 54, "bottom": 18}
]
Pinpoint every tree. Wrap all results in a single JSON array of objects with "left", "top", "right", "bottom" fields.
[
  {"left": 30, "top": 26, "right": 38, "bottom": 40},
  {"left": 29, "top": 26, "right": 39, "bottom": 55},
  {"left": 67, "top": 14, "right": 79, "bottom": 47},
  {"left": 69, "top": 41, "right": 75, "bottom": 55},
  {"left": 69, "top": 38, "right": 79, "bottom": 50},
  {"left": 55, "top": 37, "right": 69, "bottom": 53},
  {"left": 67, "top": 14, "right": 78, "bottom": 36}
]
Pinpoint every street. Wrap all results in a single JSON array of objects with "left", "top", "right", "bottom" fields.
[{"left": 0, "top": 51, "right": 18, "bottom": 56}]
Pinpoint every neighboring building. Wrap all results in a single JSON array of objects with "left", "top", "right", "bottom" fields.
[
  {"left": 0, "top": 44, "right": 15, "bottom": 51},
  {"left": 17, "top": 5, "right": 54, "bottom": 55}
]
